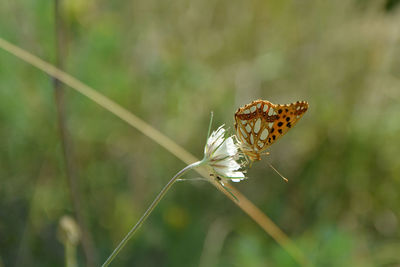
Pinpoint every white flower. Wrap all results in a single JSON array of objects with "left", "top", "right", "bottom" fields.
[{"left": 204, "top": 125, "right": 246, "bottom": 182}]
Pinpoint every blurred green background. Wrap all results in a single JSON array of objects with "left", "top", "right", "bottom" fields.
[{"left": 1, "top": 0, "right": 400, "bottom": 266}]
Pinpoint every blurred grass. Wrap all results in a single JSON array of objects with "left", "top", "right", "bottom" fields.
[{"left": 1, "top": 0, "right": 400, "bottom": 266}]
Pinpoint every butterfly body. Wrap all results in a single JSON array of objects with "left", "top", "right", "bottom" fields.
[{"left": 234, "top": 99, "right": 308, "bottom": 161}]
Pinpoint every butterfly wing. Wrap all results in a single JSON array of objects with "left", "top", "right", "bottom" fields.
[
  {"left": 234, "top": 100, "right": 278, "bottom": 160},
  {"left": 234, "top": 100, "right": 308, "bottom": 161},
  {"left": 266, "top": 101, "right": 309, "bottom": 146}
]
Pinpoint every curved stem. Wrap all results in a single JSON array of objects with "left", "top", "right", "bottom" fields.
[
  {"left": 0, "top": 39, "right": 309, "bottom": 266},
  {"left": 102, "top": 161, "right": 203, "bottom": 267}
]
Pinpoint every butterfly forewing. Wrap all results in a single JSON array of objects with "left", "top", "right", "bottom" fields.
[
  {"left": 267, "top": 101, "right": 308, "bottom": 144},
  {"left": 234, "top": 100, "right": 308, "bottom": 161}
]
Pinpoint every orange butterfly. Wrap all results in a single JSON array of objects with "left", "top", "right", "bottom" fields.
[{"left": 234, "top": 99, "right": 309, "bottom": 162}]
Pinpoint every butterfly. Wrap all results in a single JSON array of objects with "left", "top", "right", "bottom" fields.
[{"left": 234, "top": 99, "right": 309, "bottom": 162}]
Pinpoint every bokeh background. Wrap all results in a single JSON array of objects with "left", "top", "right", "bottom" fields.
[{"left": 1, "top": 0, "right": 400, "bottom": 266}]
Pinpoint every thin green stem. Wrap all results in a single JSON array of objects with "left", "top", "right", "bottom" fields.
[
  {"left": 102, "top": 161, "right": 203, "bottom": 267},
  {"left": 206, "top": 111, "right": 214, "bottom": 140}
]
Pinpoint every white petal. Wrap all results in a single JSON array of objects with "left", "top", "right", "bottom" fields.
[
  {"left": 204, "top": 125, "right": 247, "bottom": 183},
  {"left": 213, "top": 141, "right": 228, "bottom": 158},
  {"left": 225, "top": 170, "right": 246, "bottom": 180},
  {"left": 213, "top": 137, "right": 237, "bottom": 159},
  {"left": 206, "top": 126, "right": 225, "bottom": 156},
  {"left": 213, "top": 161, "right": 243, "bottom": 176},
  {"left": 224, "top": 137, "right": 238, "bottom": 155},
  {"left": 217, "top": 157, "right": 241, "bottom": 170}
]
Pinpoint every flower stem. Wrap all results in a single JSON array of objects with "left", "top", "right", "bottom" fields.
[{"left": 101, "top": 161, "right": 203, "bottom": 267}]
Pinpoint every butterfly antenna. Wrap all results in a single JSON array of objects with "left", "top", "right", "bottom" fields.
[{"left": 267, "top": 162, "right": 288, "bottom": 183}]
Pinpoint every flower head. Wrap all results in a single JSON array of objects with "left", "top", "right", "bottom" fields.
[{"left": 203, "top": 125, "right": 247, "bottom": 182}]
